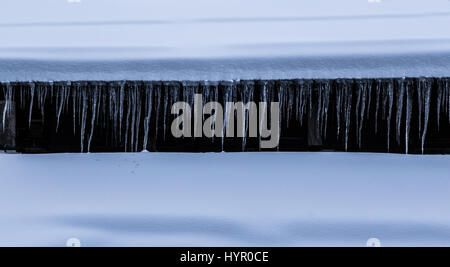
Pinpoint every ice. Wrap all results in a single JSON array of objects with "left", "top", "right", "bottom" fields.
[
  {"left": 2, "top": 82, "right": 12, "bottom": 132},
  {"left": 418, "top": 80, "right": 423, "bottom": 136},
  {"left": 1, "top": 78, "right": 447, "bottom": 153},
  {"left": 162, "top": 87, "right": 169, "bottom": 141},
  {"left": 386, "top": 82, "right": 394, "bottom": 152},
  {"left": 28, "top": 82, "right": 34, "bottom": 128},
  {"left": 154, "top": 86, "right": 162, "bottom": 145},
  {"left": 447, "top": 80, "right": 450, "bottom": 123},
  {"left": 374, "top": 81, "right": 381, "bottom": 133},
  {"left": 355, "top": 81, "right": 368, "bottom": 148},
  {"left": 437, "top": 81, "right": 442, "bottom": 130},
  {"left": 142, "top": 84, "right": 153, "bottom": 152},
  {"left": 343, "top": 81, "right": 352, "bottom": 151},
  {"left": 56, "top": 82, "right": 69, "bottom": 132},
  {"left": 421, "top": 80, "right": 431, "bottom": 154},
  {"left": 258, "top": 82, "right": 267, "bottom": 151},
  {"left": 87, "top": 86, "right": 98, "bottom": 153},
  {"left": 335, "top": 85, "right": 341, "bottom": 136},
  {"left": 297, "top": 81, "right": 307, "bottom": 127},
  {"left": 72, "top": 85, "right": 77, "bottom": 135},
  {"left": 130, "top": 85, "right": 137, "bottom": 152},
  {"left": 119, "top": 83, "right": 124, "bottom": 140},
  {"left": 396, "top": 79, "right": 405, "bottom": 145},
  {"left": 405, "top": 82, "right": 413, "bottom": 154},
  {"left": 80, "top": 88, "right": 88, "bottom": 153},
  {"left": 124, "top": 92, "right": 131, "bottom": 152}
]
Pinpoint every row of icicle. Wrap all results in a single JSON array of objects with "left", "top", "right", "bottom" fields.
[{"left": 1, "top": 78, "right": 449, "bottom": 153}]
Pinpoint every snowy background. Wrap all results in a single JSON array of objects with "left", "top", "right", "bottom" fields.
[
  {"left": 1, "top": 0, "right": 450, "bottom": 58},
  {"left": 1, "top": 0, "right": 450, "bottom": 246},
  {"left": 1, "top": 152, "right": 450, "bottom": 247},
  {"left": 0, "top": 0, "right": 450, "bottom": 80}
]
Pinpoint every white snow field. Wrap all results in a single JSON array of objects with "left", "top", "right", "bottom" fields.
[
  {"left": 1, "top": 152, "right": 450, "bottom": 247},
  {"left": 1, "top": 0, "right": 450, "bottom": 247},
  {"left": 0, "top": 0, "right": 450, "bottom": 80}
]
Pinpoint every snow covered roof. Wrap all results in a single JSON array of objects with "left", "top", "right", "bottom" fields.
[{"left": 0, "top": 0, "right": 449, "bottom": 80}]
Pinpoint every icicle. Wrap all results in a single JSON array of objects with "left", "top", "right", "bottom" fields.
[
  {"left": 55, "top": 84, "right": 62, "bottom": 131},
  {"left": 295, "top": 82, "right": 300, "bottom": 123},
  {"left": 96, "top": 85, "right": 102, "bottom": 125},
  {"left": 80, "top": 88, "right": 88, "bottom": 153},
  {"left": 108, "top": 83, "right": 117, "bottom": 142},
  {"left": 308, "top": 81, "right": 313, "bottom": 120},
  {"left": 193, "top": 84, "right": 202, "bottom": 139},
  {"left": 316, "top": 82, "right": 322, "bottom": 139},
  {"left": 134, "top": 86, "right": 141, "bottom": 152},
  {"left": 87, "top": 86, "right": 99, "bottom": 153},
  {"left": 154, "top": 85, "right": 162, "bottom": 144},
  {"left": 162, "top": 85, "right": 168, "bottom": 141},
  {"left": 358, "top": 82, "right": 367, "bottom": 148},
  {"left": 395, "top": 79, "right": 405, "bottom": 145},
  {"left": 42, "top": 85, "right": 48, "bottom": 118},
  {"left": 19, "top": 83, "right": 25, "bottom": 110},
  {"left": 2, "top": 101, "right": 6, "bottom": 133},
  {"left": 446, "top": 79, "right": 450, "bottom": 123},
  {"left": 386, "top": 81, "right": 394, "bottom": 152},
  {"left": 421, "top": 80, "right": 431, "bottom": 154},
  {"left": 322, "top": 82, "right": 330, "bottom": 138},
  {"left": 277, "top": 84, "right": 284, "bottom": 151},
  {"left": 100, "top": 86, "right": 106, "bottom": 127},
  {"left": 242, "top": 83, "right": 254, "bottom": 151},
  {"left": 28, "top": 82, "right": 35, "bottom": 128},
  {"left": 355, "top": 82, "right": 361, "bottom": 148},
  {"left": 2, "top": 78, "right": 447, "bottom": 154},
  {"left": 49, "top": 81, "right": 54, "bottom": 104},
  {"left": 437, "top": 80, "right": 442, "bottom": 130},
  {"left": 417, "top": 80, "right": 423, "bottom": 136},
  {"left": 130, "top": 85, "right": 137, "bottom": 152},
  {"left": 2, "top": 82, "right": 12, "bottom": 132},
  {"left": 298, "top": 81, "right": 305, "bottom": 126},
  {"left": 344, "top": 82, "right": 352, "bottom": 151},
  {"left": 286, "top": 84, "right": 294, "bottom": 128},
  {"left": 258, "top": 82, "right": 267, "bottom": 150},
  {"left": 441, "top": 80, "right": 446, "bottom": 118},
  {"left": 77, "top": 83, "right": 82, "bottom": 127},
  {"left": 213, "top": 84, "right": 219, "bottom": 144},
  {"left": 125, "top": 91, "right": 132, "bottom": 152},
  {"left": 446, "top": 79, "right": 449, "bottom": 122},
  {"left": 366, "top": 82, "right": 372, "bottom": 120},
  {"left": 405, "top": 81, "right": 413, "bottom": 154},
  {"left": 72, "top": 84, "right": 77, "bottom": 136},
  {"left": 336, "top": 83, "right": 342, "bottom": 136},
  {"left": 143, "top": 84, "right": 153, "bottom": 151},
  {"left": 119, "top": 82, "right": 125, "bottom": 140},
  {"left": 374, "top": 81, "right": 381, "bottom": 133},
  {"left": 56, "top": 83, "right": 70, "bottom": 132}
]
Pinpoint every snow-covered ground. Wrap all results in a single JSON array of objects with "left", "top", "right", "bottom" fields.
[{"left": 1, "top": 152, "right": 450, "bottom": 247}]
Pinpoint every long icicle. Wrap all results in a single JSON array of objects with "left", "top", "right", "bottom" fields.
[
  {"left": 143, "top": 84, "right": 153, "bottom": 151},
  {"left": 405, "top": 81, "right": 413, "bottom": 154},
  {"left": 421, "top": 79, "right": 431, "bottom": 154},
  {"left": 28, "top": 83, "right": 35, "bottom": 128},
  {"left": 386, "top": 81, "right": 394, "bottom": 152},
  {"left": 395, "top": 79, "right": 405, "bottom": 145},
  {"left": 87, "top": 85, "right": 99, "bottom": 153}
]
